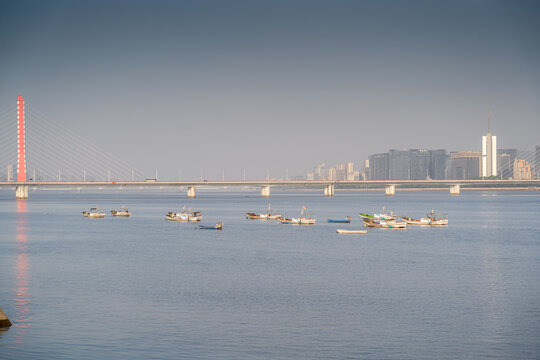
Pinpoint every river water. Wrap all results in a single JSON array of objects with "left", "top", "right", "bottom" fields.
[{"left": 1, "top": 190, "right": 539, "bottom": 359}]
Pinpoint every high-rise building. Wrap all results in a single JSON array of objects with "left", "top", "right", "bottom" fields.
[
  {"left": 497, "top": 149, "right": 517, "bottom": 178},
  {"left": 513, "top": 159, "right": 532, "bottom": 180},
  {"left": 369, "top": 153, "right": 389, "bottom": 180},
  {"left": 481, "top": 119, "right": 497, "bottom": 177},
  {"left": 310, "top": 163, "right": 326, "bottom": 180},
  {"left": 346, "top": 162, "right": 354, "bottom": 174},
  {"left": 429, "top": 149, "right": 448, "bottom": 180},
  {"left": 328, "top": 167, "right": 337, "bottom": 181},
  {"left": 7, "top": 164, "right": 13, "bottom": 181},
  {"left": 389, "top": 149, "right": 410, "bottom": 180},
  {"left": 410, "top": 149, "right": 431, "bottom": 180},
  {"left": 368, "top": 149, "right": 450, "bottom": 180},
  {"left": 449, "top": 151, "right": 481, "bottom": 179}
]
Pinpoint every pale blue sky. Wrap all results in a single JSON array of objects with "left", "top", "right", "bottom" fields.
[{"left": 1, "top": 0, "right": 539, "bottom": 180}]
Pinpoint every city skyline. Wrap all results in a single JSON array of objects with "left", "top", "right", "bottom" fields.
[
  {"left": 1, "top": 0, "right": 539, "bottom": 180},
  {"left": 1, "top": 93, "right": 539, "bottom": 181}
]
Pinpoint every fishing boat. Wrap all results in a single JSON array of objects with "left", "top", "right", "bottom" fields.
[
  {"left": 336, "top": 229, "right": 367, "bottom": 234},
  {"left": 359, "top": 208, "right": 396, "bottom": 221},
  {"left": 362, "top": 219, "right": 406, "bottom": 228},
  {"left": 166, "top": 208, "right": 202, "bottom": 222},
  {"left": 402, "top": 211, "right": 448, "bottom": 226},
  {"left": 82, "top": 208, "right": 106, "bottom": 218},
  {"left": 280, "top": 206, "right": 316, "bottom": 225},
  {"left": 246, "top": 205, "right": 282, "bottom": 220},
  {"left": 111, "top": 206, "right": 131, "bottom": 217},
  {"left": 327, "top": 216, "right": 351, "bottom": 223},
  {"left": 199, "top": 222, "right": 223, "bottom": 230}
]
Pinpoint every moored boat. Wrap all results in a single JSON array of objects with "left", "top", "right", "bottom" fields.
[
  {"left": 246, "top": 205, "right": 282, "bottom": 220},
  {"left": 336, "top": 229, "right": 367, "bottom": 234},
  {"left": 359, "top": 208, "right": 396, "bottom": 221},
  {"left": 402, "top": 211, "right": 448, "bottom": 226},
  {"left": 82, "top": 208, "right": 106, "bottom": 218},
  {"left": 111, "top": 207, "right": 131, "bottom": 217},
  {"left": 401, "top": 216, "right": 431, "bottom": 225},
  {"left": 279, "top": 206, "right": 316, "bottom": 225},
  {"left": 199, "top": 222, "right": 223, "bottom": 230},
  {"left": 166, "top": 208, "right": 202, "bottom": 222},
  {"left": 362, "top": 218, "right": 406, "bottom": 228},
  {"left": 327, "top": 216, "right": 351, "bottom": 223}
]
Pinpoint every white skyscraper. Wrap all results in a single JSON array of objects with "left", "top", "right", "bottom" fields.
[{"left": 481, "top": 115, "right": 497, "bottom": 177}]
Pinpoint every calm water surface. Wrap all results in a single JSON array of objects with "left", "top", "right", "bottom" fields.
[{"left": 1, "top": 190, "right": 539, "bottom": 359}]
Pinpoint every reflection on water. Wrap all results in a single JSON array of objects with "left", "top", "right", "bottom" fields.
[{"left": 13, "top": 200, "right": 31, "bottom": 344}]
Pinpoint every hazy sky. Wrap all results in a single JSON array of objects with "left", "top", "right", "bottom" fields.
[{"left": 1, "top": 0, "right": 539, "bottom": 180}]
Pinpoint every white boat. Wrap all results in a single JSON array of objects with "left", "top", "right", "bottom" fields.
[
  {"left": 111, "top": 206, "right": 131, "bottom": 217},
  {"left": 246, "top": 205, "right": 282, "bottom": 220},
  {"left": 359, "top": 208, "right": 396, "bottom": 221},
  {"left": 362, "top": 219, "right": 407, "bottom": 228},
  {"left": 166, "top": 208, "right": 202, "bottom": 222},
  {"left": 280, "top": 206, "right": 316, "bottom": 225},
  {"left": 336, "top": 229, "right": 367, "bottom": 234},
  {"left": 402, "top": 211, "right": 448, "bottom": 226},
  {"left": 82, "top": 208, "right": 106, "bottom": 218}
]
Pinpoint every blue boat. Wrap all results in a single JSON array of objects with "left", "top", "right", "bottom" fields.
[
  {"left": 198, "top": 222, "right": 223, "bottom": 230},
  {"left": 327, "top": 217, "right": 351, "bottom": 223}
]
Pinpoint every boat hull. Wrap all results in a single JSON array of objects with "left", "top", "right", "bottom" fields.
[
  {"left": 280, "top": 217, "right": 316, "bottom": 225},
  {"left": 359, "top": 213, "right": 396, "bottom": 221},
  {"left": 362, "top": 219, "right": 406, "bottom": 228},
  {"left": 199, "top": 226, "right": 222, "bottom": 230},
  {"left": 246, "top": 212, "right": 282, "bottom": 220},
  {"left": 82, "top": 212, "right": 105, "bottom": 218},
  {"left": 336, "top": 229, "right": 367, "bottom": 234},
  {"left": 111, "top": 210, "right": 130, "bottom": 217},
  {"left": 402, "top": 216, "right": 448, "bottom": 226}
]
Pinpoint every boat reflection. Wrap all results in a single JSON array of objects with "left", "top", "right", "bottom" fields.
[{"left": 13, "top": 200, "right": 31, "bottom": 343}]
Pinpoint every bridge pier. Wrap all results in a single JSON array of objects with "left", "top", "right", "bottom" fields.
[
  {"left": 324, "top": 184, "right": 335, "bottom": 197},
  {"left": 450, "top": 184, "right": 461, "bottom": 195},
  {"left": 16, "top": 185, "right": 28, "bottom": 199},
  {"left": 261, "top": 185, "right": 270, "bottom": 198},
  {"left": 385, "top": 184, "right": 396, "bottom": 196},
  {"left": 187, "top": 186, "right": 196, "bottom": 198}
]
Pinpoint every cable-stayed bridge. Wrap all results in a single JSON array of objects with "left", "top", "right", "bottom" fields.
[{"left": 1, "top": 96, "right": 539, "bottom": 199}]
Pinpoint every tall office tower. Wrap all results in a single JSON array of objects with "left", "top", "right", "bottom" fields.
[
  {"left": 389, "top": 149, "right": 411, "bottom": 180},
  {"left": 328, "top": 167, "right": 337, "bottom": 181},
  {"left": 429, "top": 149, "right": 448, "bottom": 180},
  {"left": 497, "top": 149, "right": 517, "bottom": 178},
  {"left": 481, "top": 116, "right": 497, "bottom": 177},
  {"left": 409, "top": 149, "right": 431, "bottom": 180},
  {"left": 369, "top": 153, "right": 389, "bottom": 180},
  {"left": 346, "top": 162, "right": 354, "bottom": 174}
]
